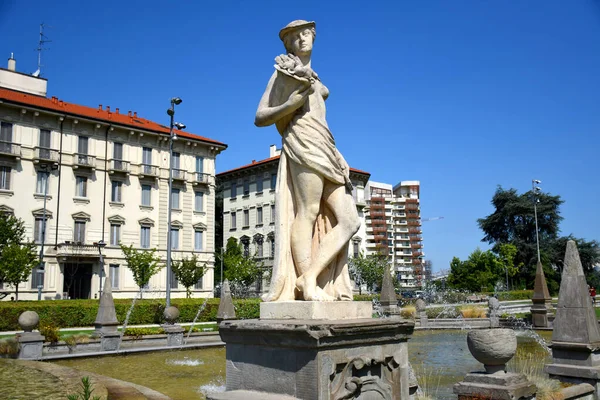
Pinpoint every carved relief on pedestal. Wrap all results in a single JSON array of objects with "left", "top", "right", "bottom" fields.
[{"left": 325, "top": 354, "right": 402, "bottom": 399}]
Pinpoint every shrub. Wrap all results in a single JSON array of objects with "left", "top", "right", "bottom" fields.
[
  {"left": 483, "top": 290, "right": 534, "bottom": 301},
  {"left": 400, "top": 305, "right": 416, "bottom": 319},
  {"left": 425, "top": 306, "right": 460, "bottom": 319},
  {"left": 123, "top": 327, "right": 164, "bottom": 338},
  {"left": 39, "top": 321, "right": 60, "bottom": 343},
  {"left": 0, "top": 338, "right": 19, "bottom": 357},
  {"left": 460, "top": 305, "right": 487, "bottom": 318},
  {"left": 0, "top": 298, "right": 262, "bottom": 331}
]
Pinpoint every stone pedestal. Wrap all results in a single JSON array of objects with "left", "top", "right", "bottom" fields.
[
  {"left": 454, "top": 371, "right": 536, "bottom": 400},
  {"left": 100, "top": 332, "right": 121, "bottom": 351},
  {"left": 17, "top": 332, "right": 45, "bottom": 360},
  {"left": 260, "top": 300, "right": 372, "bottom": 320},
  {"left": 418, "top": 312, "right": 428, "bottom": 328},
  {"left": 163, "top": 324, "right": 185, "bottom": 347},
  {"left": 531, "top": 260, "right": 553, "bottom": 328},
  {"left": 212, "top": 311, "right": 414, "bottom": 400}
]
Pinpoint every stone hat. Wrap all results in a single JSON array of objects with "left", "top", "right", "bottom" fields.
[{"left": 279, "top": 20, "right": 316, "bottom": 41}]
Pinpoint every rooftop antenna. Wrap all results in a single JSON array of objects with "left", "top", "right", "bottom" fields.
[{"left": 33, "top": 23, "right": 51, "bottom": 77}]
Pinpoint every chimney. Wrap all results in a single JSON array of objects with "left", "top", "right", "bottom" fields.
[
  {"left": 98, "top": 104, "right": 102, "bottom": 110},
  {"left": 128, "top": 111, "right": 132, "bottom": 116},
  {"left": 115, "top": 108, "right": 119, "bottom": 114},
  {"left": 52, "top": 96, "right": 57, "bottom": 103},
  {"left": 7, "top": 53, "right": 15, "bottom": 71},
  {"left": 133, "top": 112, "right": 137, "bottom": 117},
  {"left": 106, "top": 106, "right": 110, "bottom": 112},
  {"left": 269, "top": 144, "right": 280, "bottom": 157}
]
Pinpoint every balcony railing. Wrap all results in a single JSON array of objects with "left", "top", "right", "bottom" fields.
[
  {"left": 411, "top": 243, "right": 423, "bottom": 249},
  {"left": 72, "top": 153, "right": 96, "bottom": 169},
  {"left": 56, "top": 242, "right": 101, "bottom": 259},
  {"left": 193, "top": 172, "right": 213, "bottom": 185},
  {"left": 412, "top": 251, "right": 423, "bottom": 257},
  {"left": 372, "top": 226, "right": 387, "bottom": 233},
  {"left": 0, "top": 141, "right": 21, "bottom": 158},
  {"left": 108, "top": 159, "right": 130, "bottom": 174},
  {"left": 407, "top": 221, "right": 421, "bottom": 226},
  {"left": 409, "top": 235, "right": 422, "bottom": 242},
  {"left": 374, "top": 234, "right": 387, "bottom": 241},
  {"left": 409, "top": 228, "right": 422, "bottom": 234},
  {"left": 139, "top": 164, "right": 159, "bottom": 178},
  {"left": 172, "top": 168, "right": 186, "bottom": 181},
  {"left": 34, "top": 147, "right": 59, "bottom": 164}
]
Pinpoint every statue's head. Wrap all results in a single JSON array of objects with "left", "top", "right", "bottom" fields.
[{"left": 279, "top": 20, "right": 316, "bottom": 56}]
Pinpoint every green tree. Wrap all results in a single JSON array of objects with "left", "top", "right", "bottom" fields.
[
  {"left": 222, "top": 237, "right": 263, "bottom": 293},
  {"left": 172, "top": 255, "right": 207, "bottom": 298},
  {"left": 0, "top": 214, "right": 38, "bottom": 301},
  {"left": 120, "top": 244, "right": 163, "bottom": 298},
  {"left": 447, "top": 248, "right": 503, "bottom": 292},
  {"left": 476, "top": 186, "right": 600, "bottom": 291},
  {"left": 349, "top": 253, "right": 389, "bottom": 294}
]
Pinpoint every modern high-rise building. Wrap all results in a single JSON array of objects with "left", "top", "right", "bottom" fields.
[
  {"left": 215, "top": 145, "right": 370, "bottom": 293},
  {"left": 364, "top": 180, "right": 423, "bottom": 289},
  {"left": 0, "top": 55, "right": 227, "bottom": 300}
]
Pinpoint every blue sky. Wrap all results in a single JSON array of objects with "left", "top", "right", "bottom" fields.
[{"left": 1, "top": 0, "right": 599, "bottom": 272}]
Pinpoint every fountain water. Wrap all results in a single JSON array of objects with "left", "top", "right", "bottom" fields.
[
  {"left": 116, "top": 287, "right": 145, "bottom": 351},
  {"left": 184, "top": 297, "right": 209, "bottom": 345}
]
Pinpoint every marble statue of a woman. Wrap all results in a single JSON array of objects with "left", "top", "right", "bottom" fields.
[{"left": 255, "top": 20, "right": 360, "bottom": 302}]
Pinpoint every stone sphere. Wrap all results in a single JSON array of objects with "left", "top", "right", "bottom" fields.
[
  {"left": 163, "top": 306, "right": 180, "bottom": 323},
  {"left": 415, "top": 298, "right": 427, "bottom": 313},
  {"left": 488, "top": 297, "right": 500, "bottom": 310},
  {"left": 18, "top": 311, "right": 40, "bottom": 332},
  {"left": 467, "top": 329, "right": 517, "bottom": 374}
]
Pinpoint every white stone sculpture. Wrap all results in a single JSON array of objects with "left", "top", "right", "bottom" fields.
[{"left": 255, "top": 20, "right": 360, "bottom": 302}]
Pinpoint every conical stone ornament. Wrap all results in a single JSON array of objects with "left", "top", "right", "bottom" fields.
[
  {"left": 93, "top": 274, "right": 119, "bottom": 336},
  {"left": 552, "top": 240, "right": 600, "bottom": 344},
  {"left": 380, "top": 264, "right": 396, "bottom": 308},
  {"left": 217, "top": 280, "right": 236, "bottom": 323},
  {"left": 532, "top": 260, "right": 551, "bottom": 303}
]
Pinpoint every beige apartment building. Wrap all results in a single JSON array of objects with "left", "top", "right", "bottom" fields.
[
  {"left": 0, "top": 56, "right": 226, "bottom": 300},
  {"left": 365, "top": 180, "right": 424, "bottom": 289},
  {"left": 216, "top": 145, "right": 370, "bottom": 293}
]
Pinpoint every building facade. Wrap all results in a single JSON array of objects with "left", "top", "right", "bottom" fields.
[
  {"left": 364, "top": 180, "right": 423, "bottom": 289},
  {"left": 0, "top": 56, "right": 226, "bottom": 300},
  {"left": 216, "top": 145, "right": 370, "bottom": 292}
]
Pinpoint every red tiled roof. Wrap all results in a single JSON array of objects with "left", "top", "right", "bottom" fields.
[
  {"left": 217, "top": 155, "right": 370, "bottom": 177},
  {"left": 0, "top": 87, "right": 227, "bottom": 147}
]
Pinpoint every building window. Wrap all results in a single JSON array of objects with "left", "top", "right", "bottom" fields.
[
  {"left": 78, "top": 136, "right": 88, "bottom": 154},
  {"left": 170, "top": 270, "right": 178, "bottom": 289},
  {"left": 110, "top": 224, "right": 120, "bottom": 246},
  {"left": 194, "top": 191, "right": 204, "bottom": 212},
  {"left": 172, "top": 152, "right": 180, "bottom": 169},
  {"left": 170, "top": 228, "right": 179, "bottom": 250},
  {"left": 0, "top": 122, "right": 13, "bottom": 147},
  {"left": 195, "top": 156, "right": 204, "bottom": 173},
  {"left": 142, "top": 147, "right": 153, "bottom": 173},
  {"left": 256, "top": 207, "right": 263, "bottom": 225},
  {"left": 31, "top": 262, "right": 44, "bottom": 289},
  {"left": 34, "top": 217, "right": 47, "bottom": 244},
  {"left": 194, "top": 230, "right": 203, "bottom": 251},
  {"left": 353, "top": 241, "right": 360, "bottom": 258},
  {"left": 270, "top": 173, "right": 277, "bottom": 190},
  {"left": 0, "top": 166, "right": 10, "bottom": 190},
  {"left": 36, "top": 172, "right": 49, "bottom": 195},
  {"left": 243, "top": 209, "right": 249, "bottom": 227},
  {"left": 194, "top": 276, "right": 203, "bottom": 290},
  {"left": 74, "top": 221, "right": 86, "bottom": 243},
  {"left": 111, "top": 181, "right": 122, "bottom": 202},
  {"left": 140, "top": 226, "right": 151, "bottom": 248},
  {"left": 171, "top": 188, "right": 180, "bottom": 209},
  {"left": 141, "top": 184, "right": 151, "bottom": 206},
  {"left": 270, "top": 238, "right": 275, "bottom": 258},
  {"left": 270, "top": 204, "right": 275, "bottom": 223},
  {"left": 256, "top": 178, "right": 263, "bottom": 193},
  {"left": 76, "top": 176, "right": 87, "bottom": 197},
  {"left": 110, "top": 264, "right": 120, "bottom": 289},
  {"left": 243, "top": 180, "right": 250, "bottom": 196},
  {"left": 113, "top": 142, "right": 123, "bottom": 159},
  {"left": 241, "top": 237, "right": 250, "bottom": 257},
  {"left": 231, "top": 182, "right": 237, "bottom": 198},
  {"left": 255, "top": 235, "right": 264, "bottom": 258},
  {"left": 39, "top": 129, "right": 51, "bottom": 158},
  {"left": 230, "top": 212, "right": 237, "bottom": 229}
]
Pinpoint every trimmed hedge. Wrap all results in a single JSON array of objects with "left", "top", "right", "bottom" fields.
[
  {"left": 0, "top": 298, "right": 261, "bottom": 331},
  {"left": 482, "top": 290, "right": 534, "bottom": 301}
]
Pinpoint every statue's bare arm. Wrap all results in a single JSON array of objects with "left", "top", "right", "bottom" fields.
[{"left": 255, "top": 72, "right": 312, "bottom": 127}]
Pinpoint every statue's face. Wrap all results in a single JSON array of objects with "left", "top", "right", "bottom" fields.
[{"left": 287, "top": 28, "right": 314, "bottom": 55}]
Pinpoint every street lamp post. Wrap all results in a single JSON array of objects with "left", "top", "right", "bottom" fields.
[
  {"left": 166, "top": 97, "right": 185, "bottom": 308},
  {"left": 532, "top": 180, "right": 542, "bottom": 264},
  {"left": 96, "top": 240, "right": 106, "bottom": 297}
]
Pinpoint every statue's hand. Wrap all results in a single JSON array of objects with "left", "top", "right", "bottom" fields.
[{"left": 286, "top": 84, "right": 312, "bottom": 109}]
